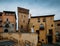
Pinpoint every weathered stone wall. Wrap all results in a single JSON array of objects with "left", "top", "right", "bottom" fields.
[
  {"left": 0, "top": 33, "right": 38, "bottom": 46},
  {"left": 18, "top": 7, "right": 29, "bottom": 32},
  {"left": 29, "top": 15, "right": 56, "bottom": 44},
  {"left": 54, "top": 20, "right": 60, "bottom": 33}
]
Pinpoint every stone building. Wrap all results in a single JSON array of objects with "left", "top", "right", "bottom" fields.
[
  {"left": 29, "top": 15, "right": 56, "bottom": 44},
  {"left": 0, "top": 7, "right": 58, "bottom": 46},
  {"left": 54, "top": 20, "right": 60, "bottom": 42},
  {"left": 0, "top": 12, "right": 3, "bottom": 32},
  {"left": 18, "top": 7, "right": 29, "bottom": 32},
  {"left": 0, "top": 11, "right": 16, "bottom": 32},
  {"left": 54, "top": 20, "right": 60, "bottom": 33}
]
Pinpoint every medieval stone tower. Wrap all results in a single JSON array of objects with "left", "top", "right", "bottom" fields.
[{"left": 18, "top": 7, "right": 29, "bottom": 32}]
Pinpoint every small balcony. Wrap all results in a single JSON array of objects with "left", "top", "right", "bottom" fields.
[{"left": 39, "top": 24, "right": 44, "bottom": 30}]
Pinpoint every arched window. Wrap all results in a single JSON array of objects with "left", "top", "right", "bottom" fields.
[
  {"left": 6, "top": 18, "right": 10, "bottom": 24},
  {"left": 43, "top": 18, "right": 46, "bottom": 22},
  {"left": 6, "top": 18, "right": 8, "bottom": 21},
  {"left": 5, "top": 24, "right": 9, "bottom": 28}
]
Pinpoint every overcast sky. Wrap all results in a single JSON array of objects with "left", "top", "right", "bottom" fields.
[{"left": 0, "top": 0, "right": 60, "bottom": 20}]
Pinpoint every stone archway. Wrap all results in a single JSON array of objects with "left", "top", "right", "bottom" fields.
[{"left": 4, "top": 29, "right": 8, "bottom": 32}]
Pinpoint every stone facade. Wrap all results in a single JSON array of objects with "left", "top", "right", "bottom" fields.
[
  {"left": 54, "top": 20, "right": 60, "bottom": 33},
  {"left": 54, "top": 20, "right": 60, "bottom": 42},
  {"left": 0, "top": 33, "right": 38, "bottom": 46},
  {"left": 0, "top": 7, "right": 60, "bottom": 45},
  {"left": 0, "top": 11, "right": 16, "bottom": 32},
  {"left": 18, "top": 7, "right": 29, "bottom": 32},
  {"left": 0, "top": 12, "right": 3, "bottom": 32},
  {"left": 29, "top": 15, "right": 56, "bottom": 44}
]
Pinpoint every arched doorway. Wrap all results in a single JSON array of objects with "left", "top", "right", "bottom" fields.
[{"left": 4, "top": 29, "right": 8, "bottom": 32}]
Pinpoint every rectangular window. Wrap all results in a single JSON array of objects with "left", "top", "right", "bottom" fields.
[
  {"left": 38, "top": 18, "right": 40, "bottom": 22},
  {"left": 21, "top": 25, "right": 23, "bottom": 29},
  {"left": 43, "top": 18, "right": 46, "bottom": 22},
  {"left": 57, "top": 24, "right": 60, "bottom": 26},
  {"left": 49, "top": 29, "right": 53, "bottom": 35}
]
